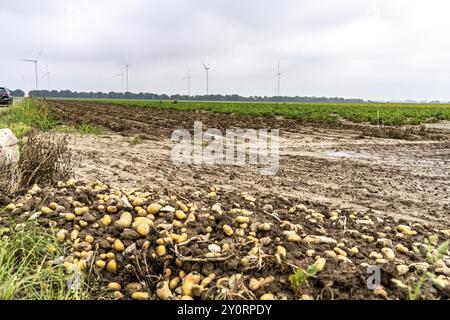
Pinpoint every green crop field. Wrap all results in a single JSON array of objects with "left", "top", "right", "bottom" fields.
[{"left": 55, "top": 98, "right": 450, "bottom": 126}]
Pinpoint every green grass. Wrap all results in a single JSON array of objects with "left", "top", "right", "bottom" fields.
[
  {"left": 75, "top": 123, "right": 103, "bottom": 135},
  {"left": 56, "top": 98, "right": 450, "bottom": 126},
  {"left": 0, "top": 98, "right": 60, "bottom": 137},
  {"left": 0, "top": 223, "right": 93, "bottom": 300},
  {"left": 130, "top": 135, "right": 143, "bottom": 145}
]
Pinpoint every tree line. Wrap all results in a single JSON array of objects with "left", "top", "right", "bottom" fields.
[
  {"left": 28, "top": 90, "right": 365, "bottom": 103},
  {"left": 9, "top": 89, "right": 25, "bottom": 97}
]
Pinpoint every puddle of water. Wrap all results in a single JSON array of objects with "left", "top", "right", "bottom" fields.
[
  {"left": 322, "top": 151, "right": 356, "bottom": 158},
  {"left": 322, "top": 150, "right": 374, "bottom": 160}
]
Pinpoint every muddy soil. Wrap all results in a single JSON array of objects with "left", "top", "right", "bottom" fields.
[{"left": 44, "top": 100, "right": 450, "bottom": 226}]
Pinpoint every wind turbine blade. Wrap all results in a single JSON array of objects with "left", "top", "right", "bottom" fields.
[{"left": 202, "top": 62, "right": 207, "bottom": 69}]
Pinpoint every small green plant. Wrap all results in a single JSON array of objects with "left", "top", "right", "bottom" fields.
[
  {"left": 75, "top": 123, "right": 103, "bottom": 135},
  {"left": 391, "top": 235, "right": 449, "bottom": 300},
  {"left": 130, "top": 135, "right": 143, "bottom": 145},
  {"left": 289, "top": 264, "right": 317, "bottom": 296}
]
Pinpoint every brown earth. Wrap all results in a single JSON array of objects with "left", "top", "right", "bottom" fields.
[{"left": 45, "top": 100, "right": 450, "bottom": 226}]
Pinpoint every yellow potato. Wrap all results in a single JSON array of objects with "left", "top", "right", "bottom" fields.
[
  {"left": 49, "top": 202, "right": 58, "bottom": 210},
  {"left": 169, "top": 277, "right": 181, "bottom": 290},
  {"left": 276, "top": 246, "right": 287, "bottom": 257},
  {"left": 176, "top": 201, "right": 189, "bottom": 212},
  {"left": 85, "top": 235, "right": 94, "bottom": 243},
  {"left": 156, "top": 281, "right": 173, "bottom": 300},
  {"left": 147, "top": 203, "right": 162, "bottom": 215},
  {"left": 157, "top": 245, "right": 166, "bottom": 256},
  {"left": 41, "top": 206, "right": 53, "bottom": 214},
  {"left": 314, "top": 258, "right": 326, "bottom": 272},
  {"left": 113, "top": 239, "right": 125, "bottom": 252},
  {"left": 131, "top": 292, "right": 149, "bottom": 300},
  {"left": 260, "top": 293, "right": 275, "bottom": 300},
  {"left": 136, "top": 223, "right": 150, "bottom": 236},
  {"left": 74, "top": 207, "right": 89, "bottom": 216},
  {"left": 107, "top": 282, "right": 121, "bottom": 291},
  {"left": 95, "top": 260, "right": 106, "bottom": 270},
  {"left": 288, "top": 234, "right": 301, "bottom": 242},
  {"left": 66, "top": 213, "right": 76, "bottom": 221},
  {"left": 181, "top": 273, "right": 201, "bottom": 297},
  {"left": 106, "top": 260, "right": 117, "bottom": 273},
  {"left": 235, "top": 216, "right": 250, "bottom": 224},
  {"left": 107, "top": 206, "right": 118, "bottom": 213},
  {"left": 223, "top": 225, "right": 234, "bottom": 236},
  {"left": 70, "top": 229, "right": 79, "bottom": 241},
  {"left": 56, "top": 230, "right": 66, "bottom": 242},
  {"left": 175, "top": 210, "right": 187, "bottom": 220},
  {"left": 102, "top": 214, "right": 112, "bottom": 226}
]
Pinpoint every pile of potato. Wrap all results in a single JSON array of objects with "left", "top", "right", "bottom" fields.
[{"left": 2, "top": 179, "right": 450, "bottom": 300}]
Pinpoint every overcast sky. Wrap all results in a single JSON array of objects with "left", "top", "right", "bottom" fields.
[{"left": 1, "top": 0, "right": 450, "bottom": 101}]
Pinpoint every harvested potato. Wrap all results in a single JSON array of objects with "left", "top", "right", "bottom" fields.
[{"left": 106, "top": 260, "right": 117, "bottom": 273}]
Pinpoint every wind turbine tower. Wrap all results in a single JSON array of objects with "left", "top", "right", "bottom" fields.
[
  {"left": 125, "top": 64, "right": 132, "bottom": 92},
  {"left": 121, "top": 57, "right": 132, "bottom": 92},
  {"left": 275, "top": 63, "right": 282, "bottom": 99},
  {"left": 21, "top": 50, "right": 43, "bottom": 90},
  {"left": 202, "top": 62, "right": 211, "bottom": 95},
  {"left": 183, "top": 70, "right": 191, "bottom": 96}
]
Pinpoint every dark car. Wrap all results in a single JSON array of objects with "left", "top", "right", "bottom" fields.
[{"left": 0, "top": 87, "right": 13, "bottom": 106}]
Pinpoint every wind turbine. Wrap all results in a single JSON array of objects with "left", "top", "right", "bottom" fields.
[
  {"left": 113, "top": 72, "right": 124, "bottom": 93},
  {"left": 125, "top": 64, "right": 132, "bottom": 92},
  {"left": 274, "top": 63, "right": 282, "bottom": 99},
  {"left": 183, "top": 70, "right": 191, "bottom": 96},
  {"left": 202, "top": 62, "right": 211, "bottom": 95},
  {"left": 21, "top": 50, "right": 43, "bottom": 90},
  {"left": 121, "top": 57, "right": 132, "bottom": 92}
]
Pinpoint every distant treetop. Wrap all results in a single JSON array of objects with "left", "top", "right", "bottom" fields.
[{"left": 28, "top": 89, "right": 365, "bottom": 103}]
